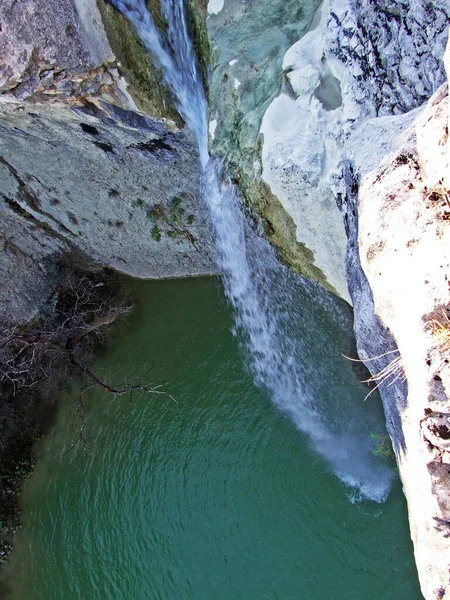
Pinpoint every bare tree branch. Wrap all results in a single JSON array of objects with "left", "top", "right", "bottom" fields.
[{"left": 0, "top": 273, "right": 173, "bottom": 451}]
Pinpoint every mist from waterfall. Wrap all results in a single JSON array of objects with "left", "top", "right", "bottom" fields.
[{"left": 111, "top": 0, "right": 394, "bottom": 501}]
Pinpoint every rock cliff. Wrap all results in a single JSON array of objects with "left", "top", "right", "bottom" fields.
[
  {"left": 330, "top": 4, "right": 450, "bottom": 597},
  {"left": 205, "top": 0, "right": 449, "bottom": 305},
  {"left": 346, "top": 62, "right": 450, "bottom": 600},
  {"left": 0, "top": 0, "right": 215, "bottom": 326},
  {"left": 205, "top": 0, "right": 343, "bottom": 296}
]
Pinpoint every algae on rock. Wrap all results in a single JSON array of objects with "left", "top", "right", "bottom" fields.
[
  {"left": 208, "top": 0, "right": 320, "bottom": 166},
  {"left": 97, "top": 0, "right": 182, "bottom": 124},
  {"left": 186, "top": 0, "right": 211, "bottom": 90}
]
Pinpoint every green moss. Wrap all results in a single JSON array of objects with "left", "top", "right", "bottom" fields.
[
  {"left": 145, "top": 196, "right": 196, "bottom": 243},
  {"left": 147, "top": 204, "right": 164, "bottom": 220},
  {"left": 146, "top": 0, "right": 168, "bottom": 32},
  {"left": 371, "top": 434, "right": 394, "bottom": 458},
  {"left": 97, "top": 0, "right": 183, "bottom": 124},
  {"left": 186, "top": 0, "right": 211, "bottom": 92},
  {"left": 151, "top": 224, "right": 162, "bottom": 242},
  {"left": 170, "top": 196, "right": 183, "bottom": 208}
]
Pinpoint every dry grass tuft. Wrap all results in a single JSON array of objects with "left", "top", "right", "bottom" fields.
[
  {"left": 344, "top": 348, "right": 405, "bottom": 401},
  {"left": 426, "top": 310, "right": 450, "bottom": 358}
]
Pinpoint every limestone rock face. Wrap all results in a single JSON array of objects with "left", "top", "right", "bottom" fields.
[
  {"left": 205, "top": 0, "right": 338, "bottom": 293},
  {"left": 206, "top": 0, "right": 321, "bottom": 167},
  {"left": 0, "top": 0, "right": 216, "bottom": 325},
  {"left": 260, "top": 1, "right": 350, "bottom": 301},
  {"left": 333, "top": 7, "right": 450, "bottom": 596},
  {"left": 336, "top": 0, "right": 450, "bottom": 118},
  {"left": 0, "top": 98, "right": 215, "bottom": 325},
  {"left": 259, "top": 0, "right": 450, "bottom": 302},
  {"left": 0, "top": 191, "right": 69, "bottom": 327},
  {"left": 0, "top": 0, "right": 117, "bottom": 101},
  {"left": 205, "top": 0, "right": 449, "bottom": 302},
  {"left": 347, "top": 81, "right": 450, "bottom": 600}
]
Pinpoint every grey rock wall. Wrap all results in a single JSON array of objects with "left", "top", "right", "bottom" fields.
[
  {"left": 0, "top": 0, "right": 113, "bottom": 99},
  {"left": 0, "top": 98, "right": 215, "bottom": 325},
  {"left": 0, "top": 0, "right": 216, "bottom": 326},
  {"left": 332, "top": 0, "right": 449, "bottom": 117}
]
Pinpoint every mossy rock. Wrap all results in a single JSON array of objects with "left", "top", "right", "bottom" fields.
[
  {"left": 97, "top": 0, "right": 183, "bottom": 125},
  {"left": 227, "top": 158, "right": 338, "bottom": 297},
  {"left": 146, "top": 0, "right": 168, "bottom": 32},
  {"left": 186, "top": 0, "right": 211, "bottom": 91}
]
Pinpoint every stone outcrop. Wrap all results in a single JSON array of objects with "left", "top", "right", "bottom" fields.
[
  {"left": 0, "top": 0, "right": 215, "bottom": 325},
  {"left": 341, "top": 6, "right": 450, "bottom": 598},
  {"left": 205, "top": 0, "right": 343, "bottom": 295},
  {"left": 261, "top": 0, "right": 449, "bottom": 303},
  {"left": 0, "top": 99, "right": 215, "bottom": 325},
  {"left": 260, "top": 1, "right": 350, "bottom": 301},
  {"left": 347, "top": 79, "right": 450, "bottom": 599},
  {"left": 205, "top": 0, "right": 449, "bottom": 303}
]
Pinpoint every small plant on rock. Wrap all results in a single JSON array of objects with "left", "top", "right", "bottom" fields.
[{"left": 151, "top": 224, "right": 162, "bottom": 242}]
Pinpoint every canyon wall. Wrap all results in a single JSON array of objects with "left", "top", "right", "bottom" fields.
[
  {"left": 0, "top": 0, "right": 215, "bottom": 326},
  {"left": 349, "top": 77, "right": 450, "bottom": 600}
]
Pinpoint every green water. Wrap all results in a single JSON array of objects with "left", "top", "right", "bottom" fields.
[{"left": 3, "top": 278, "right": 421, "bottom": 599}]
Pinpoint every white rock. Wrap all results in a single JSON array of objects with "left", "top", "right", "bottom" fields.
[
  {"left": 260, "top": 0, "right": 350, "bottom": 301},
  {"left": 207, "top": 0, "right": 224, "bottom": 16},
  {"left": 209, "top": 118, "right": 218, "bottom": 141}
]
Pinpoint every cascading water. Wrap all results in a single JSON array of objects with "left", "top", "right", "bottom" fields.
[{"left": 111, "top": 0, "right": 394, "bottom": 501}]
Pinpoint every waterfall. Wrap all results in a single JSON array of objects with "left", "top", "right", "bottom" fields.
[{"left": 111, "top": 0, "right": 394, "bottom": 501}]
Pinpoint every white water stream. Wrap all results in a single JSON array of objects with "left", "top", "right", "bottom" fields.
[{"left": 111, "top": 0, "right": 394, "bottom": 501}]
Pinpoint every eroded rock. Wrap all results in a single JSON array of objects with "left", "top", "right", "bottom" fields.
[
  {"left": 348, "top": 79, "right": 450, "bottom": 600},
  {"left": 0, "top": 98, "right": 215, "bottom": 325}
]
